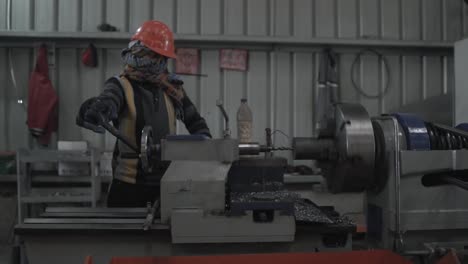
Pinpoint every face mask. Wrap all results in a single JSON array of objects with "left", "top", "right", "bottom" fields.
[{"left": 122, "top": 41, "right": 168, "bottom": 75}]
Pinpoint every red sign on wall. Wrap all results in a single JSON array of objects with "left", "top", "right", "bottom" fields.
[
  {"left": 175, "top": 48, "right": 200, "bottom": 75},
  {"left": 220, "top": 49, "right": 248, "bottom": 71}
]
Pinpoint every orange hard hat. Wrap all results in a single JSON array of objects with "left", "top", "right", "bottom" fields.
[{"left": 131, "top": 20, "right": 176, "bottom": 59}]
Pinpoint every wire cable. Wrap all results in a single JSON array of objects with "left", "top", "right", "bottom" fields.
[
  {"left": 6, "top": 0, "right": 26, "bottom": 110},
  {"left": 271, "top": 129, "right": 293, "bottom": 151},
  {"left": 350, "top": 48, "right": 391, "bottom": 99},
  {"left": 272, "top": 129, "right": 290, "bottom": 139}
]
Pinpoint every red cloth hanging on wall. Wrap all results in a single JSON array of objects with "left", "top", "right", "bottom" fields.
[{"left": 27, "top": 45, "right": 58, "bottom": 145}]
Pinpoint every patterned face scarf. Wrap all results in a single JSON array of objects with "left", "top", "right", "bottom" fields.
[{"left": 121, "top": 41, "right": 185, "bottom": 109}]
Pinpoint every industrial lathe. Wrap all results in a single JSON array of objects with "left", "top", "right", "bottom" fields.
[
  {"left": 15, "top": 103, "right": 354, "bottom": 264},
  {"left": 294, "top": 101, "right": 468, "bottom": 256},
  {"left": 14, "top": 98, "right": 468, "bottom": 263}
]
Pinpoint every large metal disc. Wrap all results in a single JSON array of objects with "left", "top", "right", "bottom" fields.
[
  {"left": 325, "top": 103, "right": 375, "bottom": 193},
  {"left": 141, "top": 126, "right": 154, "bottom": 173}
]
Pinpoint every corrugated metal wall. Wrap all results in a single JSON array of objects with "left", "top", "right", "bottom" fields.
[
  {"left": 2, "top": 0, "right": 466, "bottom": 39},
  {"left": 0, "top": 0, "right": 463, "bottom": 158}
]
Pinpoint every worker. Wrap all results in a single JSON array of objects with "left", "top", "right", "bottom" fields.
[{"left": 76, "top": 20, "right": 211, "bottom": 207}]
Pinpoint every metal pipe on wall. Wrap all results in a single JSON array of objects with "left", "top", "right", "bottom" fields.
[{"left": 6, "top": 0, "right": 11, "bottom": 30}]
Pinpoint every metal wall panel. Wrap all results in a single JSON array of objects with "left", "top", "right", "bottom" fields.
[
  {"left": 360, "top": 55, "right": 380, "bottom": 116},
  {"left": 177, "top": 0, "right": 199, "bottom": 34},
  {"left": 444, "top": 0, "right": 464, "bottom": 41},
  {"left": 57, "top": 48, "right": 81, "bottom": 140},
  {"left": 5, "top": 0, "right": 467, "bottom": 42},
  {"left": 339, "top": 54, "right": 360, "bottom": 103},
  {"left": 337, "top": 0, "right": 357, "bottom": 38},
  {"left": 247, "top": 51, "right": 270, "bottom": 142},
  {"left": 10, "top": 48, "right": 31, "bottom": 149},
  {"left": 402, "top": 0, "right": 422, "bottom": 41},
  {"left": 106, "top": 0, "right": 128, "bottom": 33},
  {"left": 129, "top": 0, "right": 152, "bottom": 33},
  {"left": 58, "top": 0, "right": 80, "bottom": 32},
  {"left": 0, "top": 0, "right": 464, "bottom": 155},
  {"left": 0, "top": 49, "right": 8, "bottom": 150},
  {"left": 403, "top": 56, "right": 423, "bottom": 105},
  {"left": 4, "top": 0, "right": 468, "bottom": 41},
  {"left": 201, "top": 0, "right": 221, "bottom": 35},
  {"left": 200, "top": 50, "right": 222, "bottom": 139},
  {"left": 0, "top": 0, "right": 7, "bottom": 30},
  {"left": 247, "top": 0, "right": 268, "bottom": 36},
  {"left": 224, "top": 0, "right": 244, "bottom": 35},
  {"left": 423, "top": 0, "right": 442, "bottom": 41},
  {"left": 1, "top": 48, "right": 31, "bottom": 151},
  {"left": 293, "top": 0, "right": 313, "bottom": 38},
  {"left": 153, "top": 0, "right": 175, "bottom": 29},
  {"left": 382, "top": 55, "right": 401, "bottom": 112},
  {"left": 11, "top": 0, "right": 32, "bottom": 31},
  {"left": 274, "top": 52, "right": 293, "bottom": 159},
  {"left": 424, "top": 57, "right": 443, "bottom": 99},
  {"left": 35, "top": 0, "right": 57, "bottom": 31},
  {"left": 292, "top": 52, "right": 314, "bottom": 137},
  {"left": 315, "top": 0, "right": 336, "bottom": 38},
  {"left": 82, "top": 0, "right": 104, "bottom": 32},
  {"left": 274, "top": 0, "right": 291, "bottom": 36},
  {"left": 447, "top": 56, "right": 455, "bottom": 93},
  {"left": 360, "top": 0, "right": 379, "bottom": 38},
  {"left": 381, "top": 0, "right": 400, "bottom": 39}
]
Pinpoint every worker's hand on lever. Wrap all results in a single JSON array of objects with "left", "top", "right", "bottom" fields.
[{"left": 76, "top": 97, "right": 118, "bottom": 134}]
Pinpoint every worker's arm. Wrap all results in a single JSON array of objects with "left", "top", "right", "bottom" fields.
[
  {"left": 98, "top": 77, "right": 126, "bottom": 115},
  {"left": 181, "top": 92, "right": 212, "bottom": 138},
  {"left": 76, "top": 78, "right": 125, "bottom": 133},
  {"left": 166, "top": 73, "right": 212, "bottom": 138}
]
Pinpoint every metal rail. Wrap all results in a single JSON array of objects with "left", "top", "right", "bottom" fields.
[
  {"left": 0, "top": 31, "right": 453, "bottom": 56},
  {"left": 443, "top": 176, "right": 468, "bottom": 191}
]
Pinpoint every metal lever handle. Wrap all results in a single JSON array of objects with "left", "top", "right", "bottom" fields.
[
  {"left": 216, "top": 100, "right": 230, "bottom": 138},
  {"left": 98, "top": 114, "right": 140, "bottom": 153}
]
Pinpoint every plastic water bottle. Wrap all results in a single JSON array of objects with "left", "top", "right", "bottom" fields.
[{"left": 237, "top": 98, "right": 253, "bottom": 143}]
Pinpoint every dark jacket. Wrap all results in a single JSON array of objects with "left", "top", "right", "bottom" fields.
[{"left": 97, "top": 75, "right": 211, "bottom": 185}]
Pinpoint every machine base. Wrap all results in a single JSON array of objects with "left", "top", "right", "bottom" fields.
[{"left": 16, "top": 224, "right": 352, "bottom": 264}]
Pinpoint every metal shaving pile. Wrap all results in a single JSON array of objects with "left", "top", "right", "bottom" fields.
[
  {"left": 231, "top": 191, "right": 299, "bottom": 203},
  {"left": 294, "top": 199, "right": 333, "bottom": 224},
  {"left": 331, "top": 215, "right": 355, "bottom": 227},
  {"left": 239, "top": 181, "right": 284, "bottom": 192},
  {"left": 230, "top": 191, "right": 354, "bottom": 226}
]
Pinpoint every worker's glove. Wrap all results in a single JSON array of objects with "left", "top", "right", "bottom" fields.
[
  {"left": 76, "top": 97, "right": 118, "bottom": 133},
  {"left": 167, "top": 73, "right": 184, "bottom": 85}
]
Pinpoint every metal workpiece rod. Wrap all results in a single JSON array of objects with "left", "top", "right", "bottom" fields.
[
  {"left": 238, "top": 143, "right": 292, "bottom": 155},
  {"left": 100, "top": 121, "right": 139, "bottom": 153},
  {"left": 292, "top": 137, "right": 335, "bottom": 160},
  {"left": 238, "top": 143, "right": 263, "bottom": 155}
]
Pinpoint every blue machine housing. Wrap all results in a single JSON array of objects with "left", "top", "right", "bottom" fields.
[{"left": 392, "top": 113, "right": 431, "bottom": 150}]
